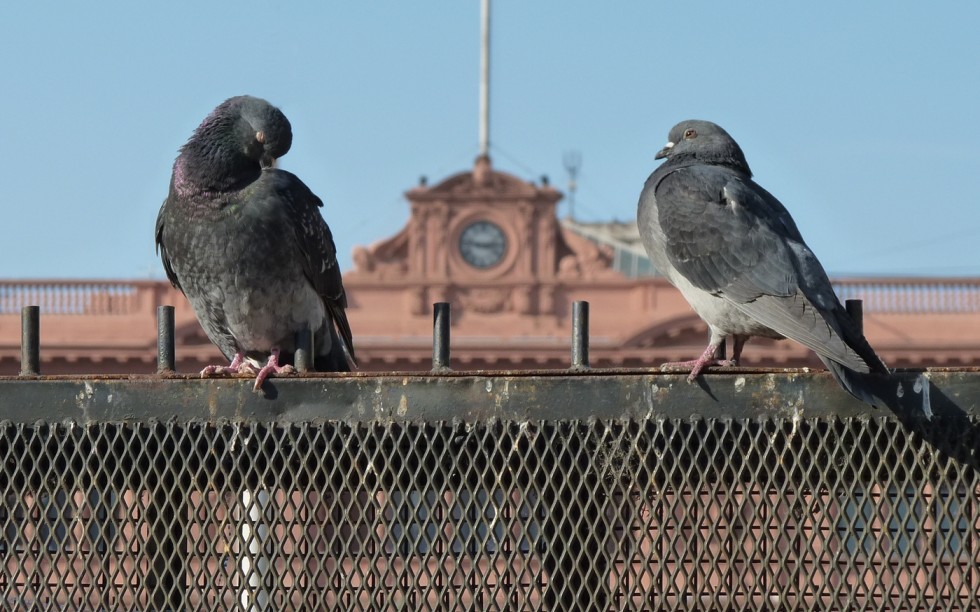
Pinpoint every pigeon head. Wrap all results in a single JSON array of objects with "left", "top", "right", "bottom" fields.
[
  {"left": 655, "top": 120, "right": 751, "bottom": 174},
  {"left": 174, "top": 95, "right": 293, "bottom": 194},
  {"left": 236, "top": 96, "right": 293, "bottom": 167}
]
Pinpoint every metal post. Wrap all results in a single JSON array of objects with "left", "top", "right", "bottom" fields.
[
  {"left": 571, "top": 301, "right": 590, "bottom": 370},
  {"left": 478, "top": 0, "right": 491, "bottom": 157},
  {"left": 294, "top": 327, "right": 313, "bottom": 373},
  {"left": 239, "top": 488, "right": 273, "bottom": 611},
  {"left": 846, "top": 299, "right": 864, "bottom": 336},
  {"left": 20, "top": 305, "right": 39, "bottom": 376},
  {"left": 432, "top": 302, "right": 451, "bottom": 372},
  {"left": 157, "top": 305, "right": 176, "bottom": 373}
]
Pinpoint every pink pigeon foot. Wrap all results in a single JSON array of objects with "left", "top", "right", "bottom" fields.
[
  {"left": 252, "top": 348, "right": 295, "bottom": 392},
  {"left": 660, "top": 343, "right": 735, "bottom": 382},
  {"left": 200, "top": 352, "right": 256, "bottom": 377}
]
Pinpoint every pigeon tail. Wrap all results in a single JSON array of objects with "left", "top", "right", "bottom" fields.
[
  {"left": 315, "top": 325, "right": 354, "bottom": 372},
  {"left": 820, "top": 357, "right": 891, "bottom": 408},
  {"left": 820, "top": 358, "right": 933, "bottom": 420}
]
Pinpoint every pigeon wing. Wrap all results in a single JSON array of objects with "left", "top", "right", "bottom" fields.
[
  {"left": 153, "top": 192, "right": 242, "bottom": 362},
  {"left": 270, "top": 170, "right": 357, "bottom": 366},
  {"left": 155, "top": 196, "right": 182, "bottom": 292},
  {"left": 657, "top": 165, "right": 870, "bottom": 372}
]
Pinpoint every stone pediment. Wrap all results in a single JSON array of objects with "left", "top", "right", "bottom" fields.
[
  {"left": 347, "top": 212, "right": 621, "bottom": 282},
  {"left": 556, "top": 225, "right": 617, "bottom": 281},
  {"left": 406, "top": 155, "right": 551, "bottom": 204},
  {"left": 346, "top": 155, "right": 622, "bottom": 285},
  {"left": 350, "top": 227, "right": 410, "bottom": 280}
]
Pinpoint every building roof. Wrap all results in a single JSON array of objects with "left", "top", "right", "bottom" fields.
[{"left": 561, "top": 218, "right": 659, "bottom": 278}]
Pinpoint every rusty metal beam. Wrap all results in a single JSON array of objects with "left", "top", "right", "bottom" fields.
[{"left": 0, "top": 368, "right": 976, "bottom": 424}]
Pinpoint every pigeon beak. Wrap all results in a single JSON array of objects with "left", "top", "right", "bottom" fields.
[
  {"left": 655, "top": 141, "right": 674, "bottom": 160},
  {"left": 260, "top": 154, "right": 278, "bottom": 169}
]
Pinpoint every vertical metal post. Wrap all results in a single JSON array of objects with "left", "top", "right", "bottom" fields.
[
  {"left": 148, "top": 426, "right": 187, "bottom": 611},
  {"left": 157, "top": 305, "right": 176, "bottom": 373},
  {"left": 571, "top": 301, "right": 590, "bottom": 370},
  {"left": 846, "top": 299, "right": 864, "bottom": 336},
  {"left": 20, "top": 305, "right": 40, "bottom": 376},
  {"left": 294, "top": 327, "right": 313, "bottom": 373},
  {"left": 239, "top": 488, "right": 273, "bottom": 611},
  {"left": 432, "top": 302, "right": 451, "bottom": 372},
  {"left": 479, "top": 0, "right": 491, "bottom": 157}
]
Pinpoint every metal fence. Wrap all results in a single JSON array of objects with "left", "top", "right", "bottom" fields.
[{"left": 1, "top": 369, "right": 979, "bottom": 611}]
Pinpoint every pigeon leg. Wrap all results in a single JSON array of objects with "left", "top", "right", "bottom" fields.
[
  {"left": 660, "top": 341, "right": 733, "bottom": 381},
  {"left": 729, "top": 335, "right": 748, "bottom": 365},
  {"left": 252, "top": 348, "right": 296, "bottom": 392},
  {"left": 200, "top": 352, "right": 255, "bottom": 377}
]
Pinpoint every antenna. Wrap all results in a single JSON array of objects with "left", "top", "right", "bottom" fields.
[
  {"left": 563, "top": 151, "right": 581, "bottom": 219},
  {"left": 479, "top": 0, "right": 490, "bottom": 158}
]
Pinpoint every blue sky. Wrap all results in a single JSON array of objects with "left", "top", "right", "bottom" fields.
[{"left": 2, "top": 2, "right": 978, "bottom": 279}]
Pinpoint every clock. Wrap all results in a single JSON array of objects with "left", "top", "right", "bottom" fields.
[{"left": 459, "top": 220, "right": 507, "bottom": 269}]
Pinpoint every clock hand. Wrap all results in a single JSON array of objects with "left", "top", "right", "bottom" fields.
[{"left": 465, "top": 238, "right": 500, "bottom": 248}]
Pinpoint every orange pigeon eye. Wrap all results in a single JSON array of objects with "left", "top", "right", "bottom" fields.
[{"left": 684, "top": 129, "right": 697, "bottom": 139}]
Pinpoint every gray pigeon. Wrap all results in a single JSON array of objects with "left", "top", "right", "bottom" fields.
[
  {"left": 156, "top": 95, "right": 355, "bottom": 391},
  {"left": 637, "top": 119, "right": 890, "bottom": 407}
]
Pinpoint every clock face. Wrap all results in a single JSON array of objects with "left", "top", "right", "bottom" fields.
[{"left": 459, "top": 220, "right": 507, "bottom": 269}]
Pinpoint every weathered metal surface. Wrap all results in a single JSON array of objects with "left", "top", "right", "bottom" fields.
[
  {"left": 156, "top": 305, "right": 175, "bottom": 374},
  {"left": 0, "top": 368, "right": 977, "bottom": 424},
  {"left": 845, "top": 298, "right": 864, "bottom": 336},
  {"left": 2, "top": 369, "right": 979, "bottom": 610},
  {"left": 431, "top": 302, "right": 451, "bottom": 372},
  {"left": 19, "top": 305, "right": 39, "bottom": 376},
  {"left": 293, "top": 327, "right": 313, "bottom": 373},
  {"left": 571, "top": 301, "right": 590, "bottom": 370}
]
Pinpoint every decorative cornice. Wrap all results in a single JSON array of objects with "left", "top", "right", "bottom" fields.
[{"left": 406, "top": 157, "right": 559, "bottom": 204}]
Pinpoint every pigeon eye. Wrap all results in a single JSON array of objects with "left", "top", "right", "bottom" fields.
[
  {"left": 255, "top": 131, "right": 266, "bottom": 144},
  {"left": 683, "top": 129, "right": 697, "bottom": 140}
]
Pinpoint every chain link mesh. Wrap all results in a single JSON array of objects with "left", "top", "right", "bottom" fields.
[{"left": 1, "top": 417, "right": 978, "bottom": 610}]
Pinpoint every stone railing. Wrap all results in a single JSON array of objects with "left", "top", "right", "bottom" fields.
[
  {"left": 833, "top": 278, "right": 980, "bottom": 314},
  {"left": 3, "top": 277, "right": 980, "bottom": 317},
  {"left": 0, "top": 280, "right": 164, "bottom": 316}
]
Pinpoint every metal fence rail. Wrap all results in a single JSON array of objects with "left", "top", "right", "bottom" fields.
[{"left": 1, "top": 370, "right": 979, "bottom": 611}]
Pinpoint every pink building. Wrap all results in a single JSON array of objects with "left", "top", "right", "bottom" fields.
[{"left": 2, "top": 157, "right": 980, "bottom": 375}]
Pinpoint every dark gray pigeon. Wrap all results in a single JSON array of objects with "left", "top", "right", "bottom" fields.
[
  {"left": 637, "top": 119, "right": 891, "bottom": 407},
  {"left": 156, "top": 95, "right": 355, "bottom": 391}
]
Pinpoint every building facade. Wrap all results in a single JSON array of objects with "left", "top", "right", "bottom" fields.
[{"left": 3, "top": 157, "right": 980, "bottom": 375}]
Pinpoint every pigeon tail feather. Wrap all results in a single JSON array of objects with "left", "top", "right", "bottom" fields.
[
  {"left": 316, "top": 325, "right": 354, "bottom": 372},
  {"left": 820, "top": 357, "right": 886, "bottom": 408}
]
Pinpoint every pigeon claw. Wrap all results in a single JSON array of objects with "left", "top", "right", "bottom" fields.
[
  {"left": 252, "top": 348, "right": 295, "bottom": 393},
  {"left": 201, "top": 352, "right": 250, "bottom": 378},
  {"left": 660, "top": 343, "right": 736, "bottom": 382},
  {"left": 683, "top": 359, "right": 737, "bottom": 382}
]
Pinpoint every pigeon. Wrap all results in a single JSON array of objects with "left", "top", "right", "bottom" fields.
[
  {"left": 155, "top": 95, "right": 356, "bottom": 391},
  {"left": 637, "top": 119, "right": 890, "bottom": 407}
]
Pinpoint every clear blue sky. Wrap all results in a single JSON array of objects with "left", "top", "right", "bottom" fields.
[{"left": 2, "top": 2, "right": 978, "bottom": 279}]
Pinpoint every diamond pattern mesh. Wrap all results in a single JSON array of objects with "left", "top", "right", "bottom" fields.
[{"left": 1, "top": 417, "right": 978, "bottom": 610}]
